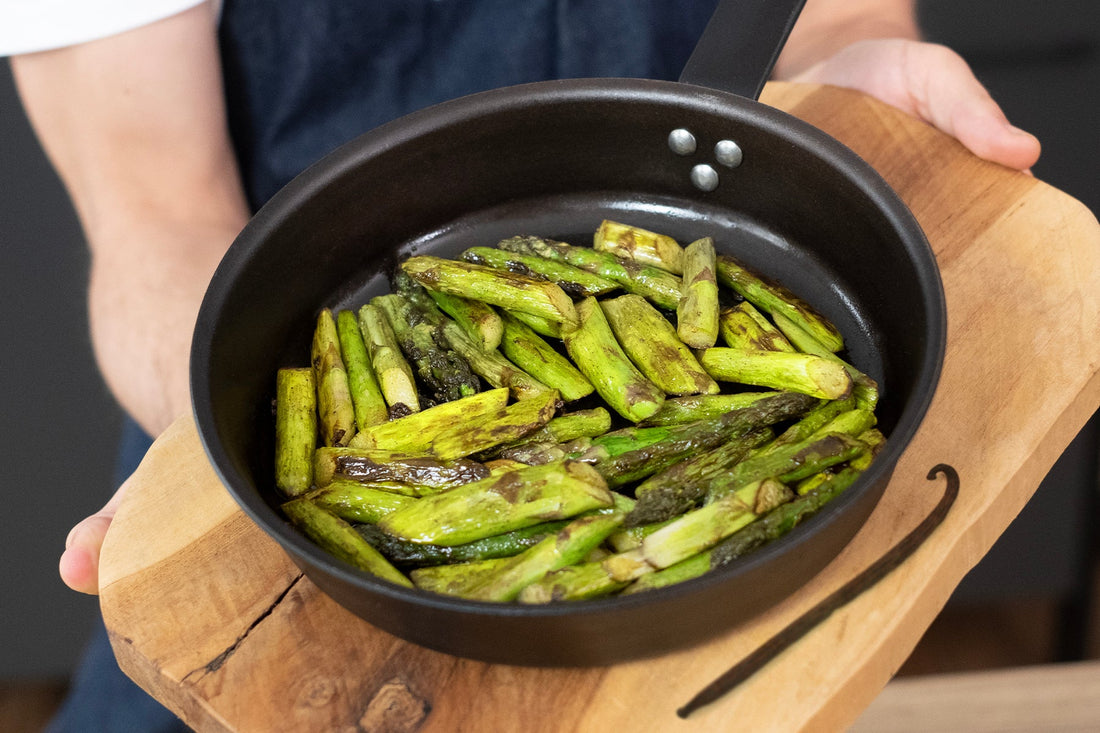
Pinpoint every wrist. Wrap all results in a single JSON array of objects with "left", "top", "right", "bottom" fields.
[{"left": 775, "top": 0, "right": 920, "bottom": 79}]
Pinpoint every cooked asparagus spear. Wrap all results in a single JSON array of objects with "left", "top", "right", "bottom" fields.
[
  {"left": 315, "top": 447, "right": 490, "bottom": 489},
  {"left": 372, "top": 293, "right": 479, "bottom": 405},
  {"left": 770, "top": 310, "right": 880, "bottom": 410},
  {"left": 274, "top": 367, "right": 317, "bottom": 496},
  {"left": 461, "top": 245, "right": 619, "bottom": 298},
  {"left": 355, "top": 517, "right": 575, "bottom": 567},
  {"left": 638, "top": 391, "right": 782, "bottom": 426},
  {"left": 431, "top": 389, "right": 562, "bottom": 460},
  {"left": 625, "top": 427, "right": 774, "bottom": 526},
  {"left": 409, "top": 556, "right": 514, "bottom": 596},
  {"left": 704, "top": 431, "right": 868, "bottom": 502},
  {"left": 426, "top": 289, "right": 504, "bottom": 351},
  {"left": 517, "top": 546, "right": 653, "bottom": 603},
  {"left": 377, "top": 460, "right": 613, "bottom": 546},
  {"left": 622, "top": 549, "right": 712, "bottom": 594},
  {"left": 357, "top": 303, "right": 420, "bottom": 415},
  {"left": 504, "top": 309, "right": 563, "bottom": 339},
  {"left": 581, "top": 391, "right": 816, "bottom": 488},
  {"left": 401, "top": 255, "right": 578, "bottom": 325},
  {"left": 719, "top": 300, "right": 796, "bottom": 352},
  {"left": 281, "top": 498, "right": 411, "bottom": 587},
  {"left": 395, "top": 278, "right": 554, "bottom": 401},
  {"left": 600, "top": 294, "right": 719, "bottom": 396},
  {"left": 642, "top": 478, "right": 793, "bottom": 569},
  {"left": 349, "top": 387, "right": 510, "bottom": 452},
  {"left": 713, "top": 461, "right": 867, "bottom": 564},
  {"left": 715, "top": 253, "right": 844, "bottom": 352},
  {"left": 562, "top": 296, "right": 666, "bottom": 422},
  {"left": 306, "top": 478, "right": 417, "bottom": 523},
  {"left": 311, "top": 308, "right": 357, "bottom": 446},
  {"left": 498, "top": 407, "right": 612, "bottom": 450},
  {"left": 676, "top": 237, "right": 720, "bottom": 348},
  {"left": 336, "top": 309, "right": 389, "bottom": 430},
  {"left": 763, "top": 396, "right": 855, "bottom": 452},
  {"left": 592, "top": 219, "right": 685, "bottom": 274},
  {"left": 461, "top": 513, "right": 624, "bottom": 601},
  {"left": 498, "top": 312, "right": 594, "bottom": 401},
  {"left": 699, "top": 347, "right": 854, "bottom": 400},
  {"left": 498, "top": 235, "right": 683, "bottom": 310}
]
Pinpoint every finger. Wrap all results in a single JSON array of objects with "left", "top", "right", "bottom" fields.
[
  {"left": 59, "top": 480, "right": 129, "bottom": 595},
  {"left": 906, "top": 44, "right": 1041, "bottom": 171}
]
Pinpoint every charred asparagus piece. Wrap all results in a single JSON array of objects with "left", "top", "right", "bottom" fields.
[
  {"left": 715, "top": 254, "right": 844, "bottom": 353},
  {"left": 348, "top": 388, "right": 510, "bottom": 452},
  {"left": 562, "top": 296, "right": 665, "bottom": 422},
  {"left": 307, "top": 478, "right": 417, "bottom": 523},
  {"left": 498, "top": 235, "right": 683, "bottom": 310},
  {"left": 461, "top": 245, "right": 619, "bottom": 298},
  {"left": 580, "top": 391, "right": 817, "bottom": 488},
  {"left": 357, "top": 303, "right": 420, "bottom": 415},
  {"left": 426, "top": 289, "right": 504, "bottom": 352},
  {"left": 355, "top": 516, "right": 576, "bottom": 567},
  {"left": 282, "top": 498, "right": 411, "bottom": 587},
  {"left": 771, "top": 310, "right": 880, "bottom": 410},
  {"left": 642, "top": 478, "right": 793, "bottom": 569},
  {"left": 396, "top": 277, "right": 554, "bottom": 400},
  {"left": 495, "top": 408, "right": 613, "bottom": 462},
  {"left": 676, "top": 237, "right": 720, "bottom": 349},
  {"left": 377, "top": 461, "right": 613, "bottom": 546},
  {"left": 336, "top": 309, "right": 389, "bottom": 430},
  {"left": 431, "top": 389, "right": 562, "bottom": 460},
  {"left": 517, "top": 546, "right": 653, "bottom": 603},
  {"left": 274, "top": 367, "right": 317, "bottom": 496},
  {"left": 719, "top": 300, "right": 796, "bottom": 352},
  {"left": 626, "top": 427, "right": 774, "bottom": 526},
  {"left": 311, "top": 308, "right": 356, "bottom": 446},
  {"left": 315, "top": 447, "right": 490, "bottom": 490},
  {"left": 409, "top": 556, "right": 514, "bottom": 596},
  {"left": 704, "top": 431, "right": 868, "bottom": 503},
  {"left": 592, "top": 219, "right": 685, "bottom": 274},
  {"left": 699, "top": 347, "right": 854, "bottom": 400},
  {"left": 638, "top": 391, "right": 782, "bottom": 426},
  {"left": 498, "top": 312, "right": 594, "bottom": 401},
  {"left": 462, "top": 513, "right": 625, "bottom": 601},
  {"left": 372, "top": 292, "right": 479, "bottom": 405},
  {"left": 401, "top": 255, "right": 578, "bottom": 325},
  {"left": 600, "top": 294, "right": 719, "bottom": 396},
  {"left": 504, "top": 309, "right": 563, "bottom": 339}
]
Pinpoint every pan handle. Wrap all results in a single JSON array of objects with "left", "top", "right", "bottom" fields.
[{"left": 679, "top": 0, "right": 808, "bottom": 100}]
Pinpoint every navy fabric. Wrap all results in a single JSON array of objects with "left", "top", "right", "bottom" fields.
[
  {"left": 219, "top": 0, "right": 717, "bottom": 209},
  {"left": 49, "top": 3, "right": 715, "bottom": 729}
]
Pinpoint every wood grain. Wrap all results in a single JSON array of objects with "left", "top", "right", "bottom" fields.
[{"left": 99, "top": 82, "right": 1100, "bottom": 732}]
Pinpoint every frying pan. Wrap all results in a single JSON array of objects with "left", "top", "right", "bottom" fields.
[{"left": 191, "top": 0, "right": 946, "bottom": 665}]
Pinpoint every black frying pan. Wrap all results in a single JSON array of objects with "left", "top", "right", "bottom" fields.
[{"left": 191, "top": 0, "right": 945, "bottom": 665}]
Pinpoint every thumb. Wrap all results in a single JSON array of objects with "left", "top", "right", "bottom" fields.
[{"left": 59, "top": 479, "right": 129, "bottom": 595}]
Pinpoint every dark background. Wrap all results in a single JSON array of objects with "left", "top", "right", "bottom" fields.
[{"left": 1, "top": 0, "right": 1097, "bottom": 683}]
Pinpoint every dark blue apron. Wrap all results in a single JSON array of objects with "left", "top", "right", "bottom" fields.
[
  {"left": 48, "top": 3, "right": 715, "bottom": 730},
  {"left": 219, "top": 0, "right": 717, "bottom": 209}
]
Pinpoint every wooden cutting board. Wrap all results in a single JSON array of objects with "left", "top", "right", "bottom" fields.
[{"left": 98, "top": 82, "right": 1100, "bottom": 732}]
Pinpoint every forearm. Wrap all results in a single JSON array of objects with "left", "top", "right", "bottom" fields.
[
  {"left": 775, "top": 0, "right": 920, "bottom": 78},
  {"left": 12, "top": 3, "right": 249, "bottom": 436}
]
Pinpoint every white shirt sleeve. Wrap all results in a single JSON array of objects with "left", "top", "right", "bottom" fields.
[{"left": 0, "top": 0, "right": 206, "bottom": 57}]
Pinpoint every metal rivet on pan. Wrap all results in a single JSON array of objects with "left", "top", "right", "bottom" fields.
[
  {"left": 714, "top": 139, "right": 743, "bottom": 168},
  {"left": 668, "top": 128, "right": 697, "bottom": 156},
  {"left": 690, "top": 164, "right": 719, "bottom": 192}
]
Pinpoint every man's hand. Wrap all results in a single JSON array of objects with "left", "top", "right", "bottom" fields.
[
  {"left": 777, "top": 0, "right": 1040, "bottom": 172},
  {"left": 59, "top": 482, "right": 129, "bottom": 594},
  {"left": 13, "top": 2, "right": 249, "bottom": 595},
  {"left": 784, "top": 39, "right": 1041, "bottom": 171}
]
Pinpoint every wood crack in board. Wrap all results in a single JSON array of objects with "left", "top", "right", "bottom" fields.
[{"left": 182, "top": 572, "right": 305, "bottom": 682}]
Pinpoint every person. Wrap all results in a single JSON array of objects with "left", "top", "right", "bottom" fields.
[{"left": 3, "top": 0, "right": 1041, "bottom": 729}]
